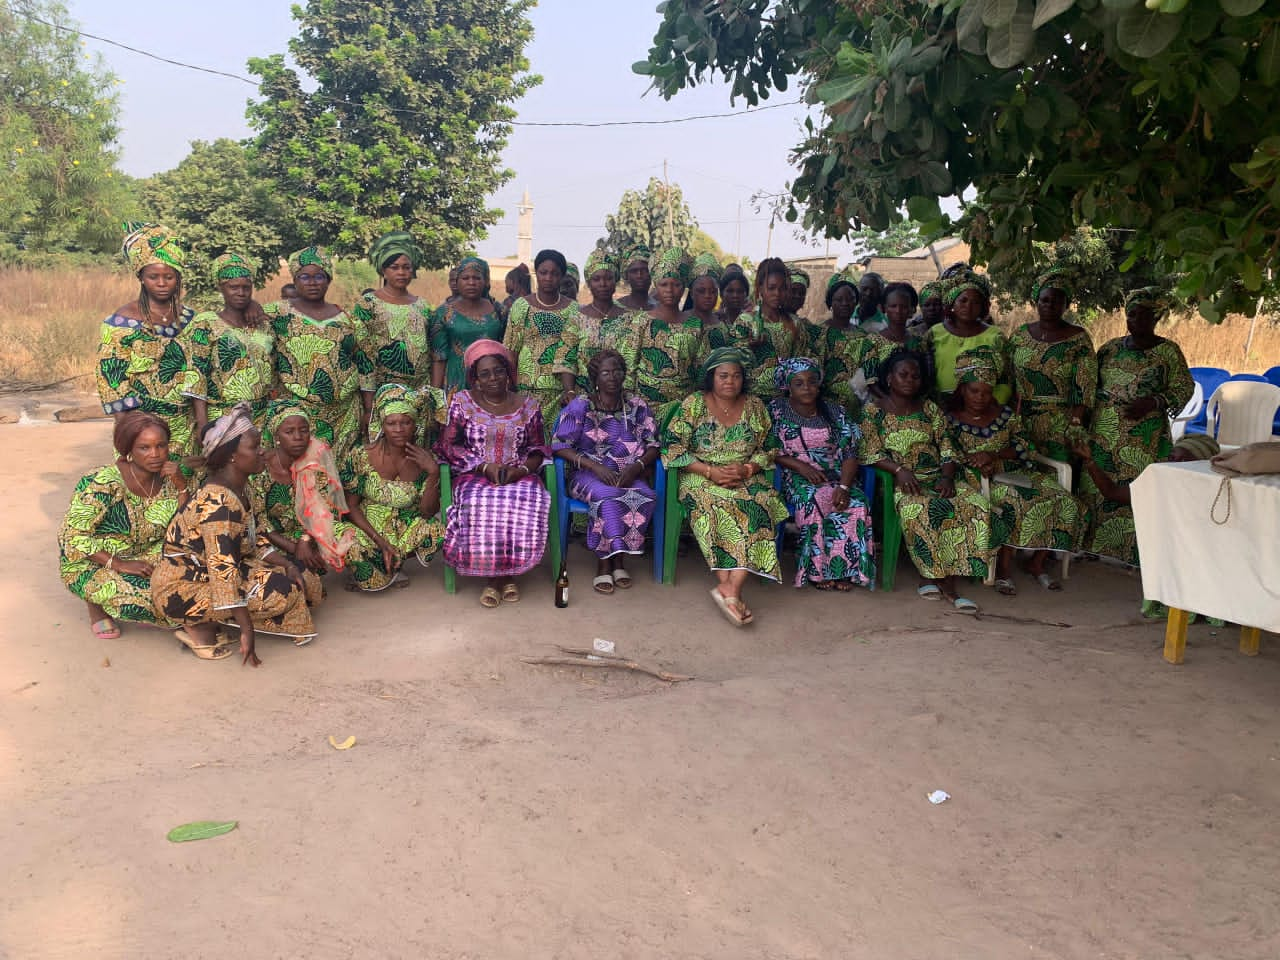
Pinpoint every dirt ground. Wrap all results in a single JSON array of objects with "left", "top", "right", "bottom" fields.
[{"left": 2, "top": 414, "right": 1278, "bottom": 960}]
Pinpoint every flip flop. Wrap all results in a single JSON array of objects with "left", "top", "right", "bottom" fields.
[
  {"left": 1035, "top": 573, "right": 1062, "bottom": 591},
  {"left": 175, "top": 628, "right": 234, "bottom": 660},
  {"left": 501, "top": 582, "right": 520, "bottom": 603},
  {"left": 480, "top": 586, "right": 501, "bottom": 608},
  {"left": 709, "top": 588, "right": 748, "bottom": 627},
  {"left": 812, "top": 580, "right": 836, "bottom": 591},
  {"left": 612, "top": 567, "right": 633, "bottom": 589},
  {"left": 917, "top": 584, "right": 942, "bottom": 600},
  {"left": 952, "top": 597, "right": 980, "bottom": 614},
  {"left": 994, "top": 578, "right": 1017, "bottom": 596},
  {"left": 91, "top": 618, "right": 121, "bottom": 640},
  {"left": 593, "top": 574, "right": 615, "bottom": 595},
  {"left": 832, "top": 580, "right": 854, "bottom": 592}
]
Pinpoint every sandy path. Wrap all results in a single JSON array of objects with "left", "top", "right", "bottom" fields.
[{"left": 1, "top": 420, "right": 1278, "bottom": 959}]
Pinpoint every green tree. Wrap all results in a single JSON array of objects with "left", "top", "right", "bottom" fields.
[
  {"left": 247, "top": 0, "right": 538, "bottom": 265},
  {"left": 637, "top": 1, "right": 1280, "bottom": 320},
  {"left": 849, "top": 219, "right": 924, "bottom": 259},
  {"left": 143, "top": 139, "right": 292, "bottom": 301},
  {"left": 0, "top": 0, "right": 133, "bottom": 255},
  {"left": 599, "top": 178, "right": 699, "bottom": 254}
]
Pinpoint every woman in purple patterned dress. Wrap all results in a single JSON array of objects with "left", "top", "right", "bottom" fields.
[
  {"left": 552, "top": 350, "right": 660, "bottom": 595},
  {"left": 434, "top": 340, "right": 550, "bottom": 608}
]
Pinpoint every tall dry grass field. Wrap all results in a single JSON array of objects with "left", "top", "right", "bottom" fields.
[{"left": 0, "top": 265, "right": 453, "bottom": 389}]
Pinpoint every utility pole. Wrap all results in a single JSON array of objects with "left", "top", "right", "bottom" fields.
[
  {"left": 663, "top": 159, "right": 674, "bottom": 242},
  {"left": 735, "top": 201, "right": 742, "bottom": 263}
]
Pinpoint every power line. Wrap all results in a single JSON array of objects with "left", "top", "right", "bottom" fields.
[{"left": 21, "top": 10, "right": 805, "bottom": 129}]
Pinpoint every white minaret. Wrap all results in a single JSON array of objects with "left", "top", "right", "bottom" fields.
[{"left": 517, "top": 189, "right": 533, "bottom": 264}]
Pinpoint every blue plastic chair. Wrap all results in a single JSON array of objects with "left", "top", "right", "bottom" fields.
[
  {"left": 1187, "top": 367, "right": 1231, "bottom": 435},
  {"left": 1263, "top": 366, "right": 1280, "bottom": 389},
  {"left": 552, "top": 455, "right": 665, "bottom": 584},
  {"left": 773, "top": 466, "right": 877, "bottom": 582}
]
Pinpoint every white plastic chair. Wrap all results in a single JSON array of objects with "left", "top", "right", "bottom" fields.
[
  {"left": 1203, "top": 381, "right": 1280, "bottom": 447},
  {"left": 1169, "top": 380, "right": 1203, "bottom": 442},
  {"left": 980, "top": 452, "right": 1072, "bottom": 587}
]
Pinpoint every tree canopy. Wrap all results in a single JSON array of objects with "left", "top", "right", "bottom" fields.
[
  {"left": 0, "top": 0, "right": 134, "bottom": 256},
  {"left": 599, "top": 177, "right": 700, "bottom": 254},
  {"left": 247, "top": 0, "right": 538, "bottom": 265},
  {"left": 637, "top": 0, "right": 1280, "bottom": 320}
]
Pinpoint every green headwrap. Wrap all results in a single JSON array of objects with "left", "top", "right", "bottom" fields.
[
  {"left": 788, "top": 266, "right": 811, "bottom": 288},
  {"left": 457, "top": 255, "right": 490, "bottom": 290},
  {"left": 367, "top": 231, "right": 425, "bottom": 272},
  {"left": 212, "top": 251, "right": 254, "bottom": 283},
  {"left": 266, "top": 400, "right": 311, "bottom": 438},
  {"left": 1032, "top": 267, "right": 1074, "bottom": 304},
  {"left": 943, "top": 271, "right": 991, "bottom": 306},
  {"left": 919, "top": 280, "right": 948, "bottom": 303},
  {"left": 121, "top": 222, "right": 185, "bottom": 275},
  {"left": 1125, "top": 286, "right": 1172, "bottom": 319},
  {"left": 288, "top": 246, "right": 335, "bottom": 279},
  {"left": 690, "top": 252, "right": 723, "bottom": 283},
  {"left": 371, "top": 384, "right": 419, "bottom": 443},
  {"left": 702, "top": 346, "right": 752, "bottom": 382},
  {"left": 584, "top": 248, "right": 620, "bottom": 280},
  {"left": 564, "top": 262, "right": 580, "bottom": 282},
  {"left": 954, "top": 345, "right": 1002, "bottom": 387},
  {"left": 624, "top": 244, "right": 652, "bottom": 269},
  {"left": 650, "top": 247, "right": 692, "bottom": 285}
]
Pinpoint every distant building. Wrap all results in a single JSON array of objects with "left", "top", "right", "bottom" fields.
[{"left": 785, "top": 239, "right": 972, "bottom": 318}]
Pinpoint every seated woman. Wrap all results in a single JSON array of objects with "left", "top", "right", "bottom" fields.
[
  {"left": 663, "top": 348, "right": 788, "bottom": 627},
  {"left": 340, "top": 384, "right": 444, "bottom": 592},
  {"left": 250, "top": 403, "right": 356, "bottom": 579},
  {"left": 860, "top": 349, "right": 992, "bottom": 613},
  {"left": 59, "top": 411, "right": 189, "bottom": 640},
  {"left": 552, "top": 349, "right": 660, "bottom": 595},
  {"left": 435, "top": 340, "right": 551, "bottom": 607},
  {"left": 151, "top": 403, "right": 322, "bottom": 664},
  {"left": 768, "top": 358, "right": 875, "bottom": 591},
  {"left": 945, "top": 347, "right": 1087, "bottom": 596}
]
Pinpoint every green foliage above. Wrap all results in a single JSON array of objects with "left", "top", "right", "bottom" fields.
[
  {"left": 600, "top": 178, "right": 699, "bottom": 255},
  {"left": 143, "top": 139, "right": 292, "bottom": 302},
  {"left": 246, "top": 0, "right": 539, "bottom": 265},
  {"left": 850, "top": 219, "right": 925, "bottom": 259},
  {"left": 637, "top": 0, "right": 1280, "bottom": 320},
  {"left": 985, "top": 225, "right": 1138, "bottom": 314},
  {"left": 0, "top": 0, "right": 135, "bottom": 255}
]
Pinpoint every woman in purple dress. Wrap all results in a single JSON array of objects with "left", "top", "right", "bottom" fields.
[
  {"left": 552, "top": 349, "right": 660, "bottom": 595},
  {"left": 434, "top": 339, "right": 550, "bottom": 608}
]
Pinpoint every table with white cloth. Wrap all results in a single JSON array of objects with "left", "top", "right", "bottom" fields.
[{"left": 1132, "top": 460, "right": 1280, "bottom": 663}]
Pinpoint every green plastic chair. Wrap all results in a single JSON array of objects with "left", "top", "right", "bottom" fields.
[{"left": 872, "top": 466, "right": 903, "bottom": 592}]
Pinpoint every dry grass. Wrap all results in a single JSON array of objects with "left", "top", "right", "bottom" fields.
[{"left": 0, "top": 265, "right": 453, "bottom": 390}]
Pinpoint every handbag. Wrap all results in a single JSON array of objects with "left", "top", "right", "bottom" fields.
[{"left": 1208, "top": 441, "right": 1280, "bottom": 525}]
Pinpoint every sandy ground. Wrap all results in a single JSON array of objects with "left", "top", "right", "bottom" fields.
[{"left": 2, "top": 415, "right": 1279, "bottom": 960}]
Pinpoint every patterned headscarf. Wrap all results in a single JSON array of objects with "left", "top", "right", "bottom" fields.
[
  {"left": 367, "top": 231, "right": 424, "bottom": 272},
  {"left": 584, "top": 248, "right": 620, "bottom": 280},
  {"left": 919, "top": 280, "right": 948, "bottom": 303},
  {"left": 288, "top": 246, "right": 335, "bottom": 279},
  {"left": 774, "top": 356, "right": 823, "bottom": 393},
  {"left": 1171, "top": 434, "right": 1220, "bottom": 461},
  {"left": 1032, "top": 267, "right": 1074, "bottom": 303},
  {"left": 202, "top": 401, "right": 256, "bottom": 454},
  {"left": 266, "top": 401, "right": 310, "bottom": 438},
  {"left": 463, "top": 338, "right": 516, "bottom": 386},
  {"left": 1125, "top": 286, "right": 1172, "bottom": 319},
  {"left": 564, "top": 262, "right": 580, "bottom": 283},
  {"left": 370, "top": 384, "right": 419, "bottom": 442},
  {"left": 623, "top": 244, "right": 652, "bottom": 269},
  {"left": 650, "top": 246, "right": 692, "bottom": 285},
  {"left": 954, "top": 345, "right": 1002, "bottom": 386},
  {"left": 826, "top": 270, "right": 860, "bottom": 307},
  {"left": 457, "top": 255, "right": 490, "bottom": 290},
  {"left": 690, "top": 252, "right": 723, "bottom": 283},
  {"left": 122, "top": 222, "right": 185, "bottom": 275},
  {"left": 788, "top": 267, "right": 811, "bottom": 288},
  {"left": 212, "top": 252, "right": 254, "bottom": 283},
  {"left": 944, "top": 271, "right": 991, "bottom": 306},
  {"left": 701, "top": 346, "right": 752, "bottom": 382}
]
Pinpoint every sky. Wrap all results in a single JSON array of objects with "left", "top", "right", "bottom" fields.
[{"left": 67, "top": 0, "right": 850, "bottom": 265}]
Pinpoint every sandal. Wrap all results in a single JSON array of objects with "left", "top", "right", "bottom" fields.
[
  {"left": 994, "top": 578, "right": 1017, "bottom": 596},
  {"left": 175, "top": 628, "right": 234, "bottom": 661},
  {"left": 1035, "top": 572, "right": 1062, "bottom": 591},
  {"left": 952, "top": 596, "right": 980, "bottom": 614},
  {"left": 832, "top": 580, "right": 854, "bottom": 592},
  {"left": 709, "top": 588, "right": 749, "bottom": 627},
  {"left": 593, "top": 574, "right": 615, "bottom": 595},
  {"left": 612, "top": 567, "right": 633, "bottom": 589},
  {"left": 480, "top": 586, "right": 501, "bottom": 608},
  {"left": 812, "top": 580, "right": 835, "bottom": 591},
  {"left": 917, "top": 584, "right": 942, "bottom": 600},
  {"left": 91, "top": 618, "right": 121, "bottom": 640},
  {"left": 501, "top": 582, "right": 520, "bottom": 603}
]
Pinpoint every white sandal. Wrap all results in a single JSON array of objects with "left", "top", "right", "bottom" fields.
[{"left": 593, "top": 574, "right": 615, "bottom": 595}]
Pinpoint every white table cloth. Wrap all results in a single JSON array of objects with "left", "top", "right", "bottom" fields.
[{"left": 1132, "top": 460, "right": 1280, "bottom": 633}]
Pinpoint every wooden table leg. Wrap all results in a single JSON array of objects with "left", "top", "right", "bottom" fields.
[
  {"left": 1163, "top": 608, "right": 1189, "bottom": 664},
  {"left": 1240, "top": 626, "right": 1261, "bottom": 657}
]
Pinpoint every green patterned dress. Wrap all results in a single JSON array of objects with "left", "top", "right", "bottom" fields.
[
  {"left": 428, "top": 302, "right": 506, "bottom": 394},
  {"left": 811, "top": 323, "right": 876, "bottom": 417},
  {"left": 353, "top": 292, "right": 434, "bottom": 392},
  {"left": 859, "top": 400, "right": 993, "bottom": 580},
  {"left": 555, "top": 306, "right": 645, "bottom": 391},
  {"left": 96, "top": 308, "right": 201, "bottom": 456},
  {"left": 947, "top": 406, "right": 1087, "bottom": 555},
  {"left": 634, "top": 312, "right": 708, "bottom": 425},
  {"left": 1008, "top": 324, "right": 1097, "bottom": 461},
  {"left": 266, "top": 301, "right": 373, "bottom": 461},
  {"left": 662, "top": 393, "right": 788, "bottom": 580},
  {"left": 1081, "top": 336, "right": 1194, "bottom": 565},
  {"left": 58, "top": 464, "right": 182, "bottom": 623},
  {"left": 707, "top": 310, "right": 811, "bottom": 402},
  {"left": 339, "top": 445, "right": 444, "bottom": 592},
  {"left": 503, "top": 296, "right": 579, "bottom": 436},
  {"left": 187, "top": 312, "right": 276, "bottom": 427}
]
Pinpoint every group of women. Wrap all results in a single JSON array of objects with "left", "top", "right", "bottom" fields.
[{"left": 60, "top": 222, "right": 1205, "bottom": 659}]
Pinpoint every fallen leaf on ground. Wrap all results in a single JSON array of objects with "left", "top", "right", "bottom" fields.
[
  {"left": 167, "top": 820, "right": 238, "bottom": 842},
  {"left": 328, "top": 735, "right": 356, "bottom": 750}
]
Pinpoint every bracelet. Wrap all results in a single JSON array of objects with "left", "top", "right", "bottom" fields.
[
  {"left": 106, "top": 555, "right": 115, "bottom": 571},
  {"left": 836, "top": 483, "right": 850, "bottom": 492}
]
